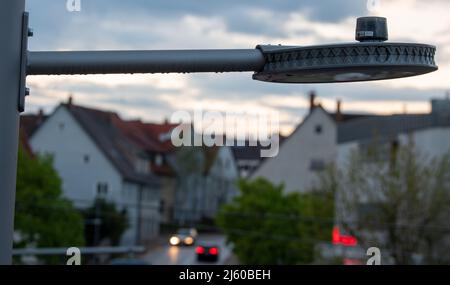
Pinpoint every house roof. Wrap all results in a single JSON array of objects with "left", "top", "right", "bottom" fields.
[
  {"left": 63, "top": 103, "right": 160, "bottom": 187},
  {"left": 20, "top": 113, "right": 47, "bottom": 156},
  {"left": 338, "top": 113, "right": 450, "bottom": 143},
  {"left": 330, "top": 112, "right": 373, "bottom": 122},
  {"left": 114, "top": 120, "right": 179, "bottom": 153},
  {"left": 115, "top": 120, "right": 182, "bottom": 176},
  {"left": 20, "top": 113, "right": 47, "bottom": 138}
]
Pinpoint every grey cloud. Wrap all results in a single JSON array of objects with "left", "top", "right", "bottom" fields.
[{"left": 27, "top": 0, "right": 366, "bottom": 50}]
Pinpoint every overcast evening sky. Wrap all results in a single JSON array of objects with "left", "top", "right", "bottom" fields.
[{"left": 25, "top": 0, "right": 450, "bottom": 135}]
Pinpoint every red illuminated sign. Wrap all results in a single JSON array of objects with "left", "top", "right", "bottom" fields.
[{"left": 332, "top": 226, "right": 358, "bottom": 247}]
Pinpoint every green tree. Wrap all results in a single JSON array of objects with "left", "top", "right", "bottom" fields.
[
  {"left": 15, "top": 147, "right": 85, "bottom": 263},
  {"left": 321, "top": 142, "right": 450, "bottom": 264},
  {"left": 83, "top": 199, "right": 128, "bottom": 246},
  {"left": 216, "top": 178, "right": 334, "bottom": 265}
]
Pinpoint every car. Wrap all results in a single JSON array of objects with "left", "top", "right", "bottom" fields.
[
  {"left": 169, "top": 228, "right": 198, "bottom": 246},
  {"left": 195, "top": 244, "right": 219, "bottom": 262}
]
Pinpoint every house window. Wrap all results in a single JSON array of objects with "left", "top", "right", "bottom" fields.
[
  {"left": 315, "top": 125, "right": 323, "bottom": 134},
  {"left": 96, "top": 182, "right": 109, "bottom": 198},
  {"left": 58, "top": 122, "right": 65, "bottom": 131},
  {"left": 83, "top": 154, "right": 90, "bottom": 164},
  {"left": 310, "top": 159, "right": 326, "bottom": 171}
]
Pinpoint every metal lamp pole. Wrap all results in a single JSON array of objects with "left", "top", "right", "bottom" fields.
[
  {"left": 0, "top": 0, "right": 25, "bottom": 265},
  {"left": 0, "top": 0, "right": 437, "bottom": 264}
]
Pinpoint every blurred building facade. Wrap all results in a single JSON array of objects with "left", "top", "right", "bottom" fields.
[
  {"left": 29, "top": 100, "right": 161, "bottom": 246},
  {"left": 232, "top": 143, "right": 267, "bottom": 178},
  {"left": 250, "top": 93, "right": 450, "bottom": 264},
  {"left": 171, "top": 145, "right": 239, "bottom": 224},
  {"left": 25, "top": 98, "right": 240, "bottom": 244},
  {"left": 334, "top": 96, "right": 450, "bottom": 263},
  {"left": 251, "top": 92, "right": 369, "bottom": 193}
]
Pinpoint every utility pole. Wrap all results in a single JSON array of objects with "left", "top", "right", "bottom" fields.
[{"left": 0, "top": 0, "right": 25, "bottom": 265}]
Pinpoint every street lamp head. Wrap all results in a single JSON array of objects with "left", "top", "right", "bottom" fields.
[{"left": 253, "top": 17, "right": 437, "bottom": 84}]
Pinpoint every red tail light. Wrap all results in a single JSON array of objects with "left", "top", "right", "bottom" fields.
[
  {"left": 195, "top": 246, "right": 205, "bottom": 254},
  {"left": 209, "top": 247, "right": 219, "bottom": 255}
]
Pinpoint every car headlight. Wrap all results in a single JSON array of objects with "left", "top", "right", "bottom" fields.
[
  {"left": 184, "top": 237, "right": 194, "bottom": 245},
  {"left": 169, "top": 236, "right": 180, "bottom": 246}
]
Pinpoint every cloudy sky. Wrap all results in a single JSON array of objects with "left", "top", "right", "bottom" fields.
[{"left": 25, "top": 0, "right": 450, "bottom": 135}]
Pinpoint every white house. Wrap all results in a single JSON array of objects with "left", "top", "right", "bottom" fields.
[
  {"left": 30, "top": 99, "right": 161, "bottom": 246},
  {"left": 251, "top": 92, "right": 369, "bottom": 193}
]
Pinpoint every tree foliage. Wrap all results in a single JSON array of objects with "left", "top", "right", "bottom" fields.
[
  {"left": 216, "top": 178, "right": 334, "bottom": 265},
  {"left": 83, "top": 199, "right": 128, "bottom": 246},
  {"left": 321, "top": 142, "right": 450, "bottom": 264},
  {"left": 15, "top": 147, "right": 85, "bottom": 263}
]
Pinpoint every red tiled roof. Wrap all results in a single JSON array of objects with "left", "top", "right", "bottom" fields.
[
  {"left": 115, "top": 120, "right": 179, "bottom": 153},
  {"left": 63, "top": 103, "right": 182, "bottom": 178},
  {"left": 19, "top": 113, "right": 47, "bottom": 157},
  {"left": 20, "top": 113, "right": 47, "bottom": 138}
]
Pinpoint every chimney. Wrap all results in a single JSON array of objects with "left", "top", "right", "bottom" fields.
[
  {"left": 309, "top": 91, "right": 316, "bottom": 112},
  {"left": 402, "top": 104, "right": 408, "bottom": 114},
  {"left": 67, "top": 94, "right": 73, "bottom": 106},
  {"left": 336, "top": 99, "right": 343, "bottom": 121},
  {"left": 37, "top": 108, "right": 44, "bottom": 124}
]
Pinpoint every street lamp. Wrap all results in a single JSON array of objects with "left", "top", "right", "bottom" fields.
[
  {"left": 25, "top": 16, "right": 437, "bottom": 84},
  {"left": 0, "top": 0, "right": 438, "bottom": 264},
  {"left": 253, "top": 17, "right": 437, "bottom": 83}
]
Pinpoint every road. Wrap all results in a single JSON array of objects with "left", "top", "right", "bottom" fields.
[{"left": 140, "top": 234, "right": 232, "bottom": 265}]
